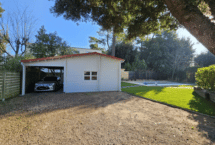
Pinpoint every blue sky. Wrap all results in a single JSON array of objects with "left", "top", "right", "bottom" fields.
[{"left": 1, "top": 0, "right": 209, "bottom": 56}]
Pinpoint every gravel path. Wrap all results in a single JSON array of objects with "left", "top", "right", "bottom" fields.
[{"left": 0, "top": 91, "right": 214, "bottom": 144}]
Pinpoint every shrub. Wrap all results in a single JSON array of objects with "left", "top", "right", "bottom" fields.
[
  {"left": 195, "top": 65, "right": 215, "bottom": 91},
  {"left": 3, "top": 54, "right": 35, "bottom": 72}
]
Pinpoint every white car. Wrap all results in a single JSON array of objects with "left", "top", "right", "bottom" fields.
[{"left": 34, "top": 76, "right": 62, "bottom": 92}]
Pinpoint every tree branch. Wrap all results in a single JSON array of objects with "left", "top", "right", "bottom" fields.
[{"left": 163, "top": 0, "right": 215, "bottom": 55}]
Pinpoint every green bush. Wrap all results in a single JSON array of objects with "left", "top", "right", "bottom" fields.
[
  {"left": 3, "top": 54, "right": 36, "bottom": 72},
  {"left": 195, "top": 65, "right": 215, "bottom": 91}
]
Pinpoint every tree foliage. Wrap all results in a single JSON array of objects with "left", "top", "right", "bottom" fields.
[
  {"left": 29, "top": 26, "right": 77, "bottom": 58},
  {"left": 89, "top": 27, "right": 132, "bottom": 55},
  {"left": 89, "top": 36, "right": 106, "bottom": 53},
  {"left": 50, "top": 0, "right": 215, "bottom": 55},
  {"left": 131, "top": 56, "right": 147, "bottom": 72},
  {"left": 194, "top": 51, "right": 215, "bottom": 67},
  {"left": 3, "top": 54, "right": 35, "bottom": 72},
  {"left": 139, "top": 30, "right": 195, "bottom": 80},
  {"left": 109, "top": 42, "right": 138, "bottom": 67},
  {"left": 50, "top": 0, "right": 181, "bottom": 56},
  {"left": 0, "top": 2, "right": 6, "bottom": 59}
]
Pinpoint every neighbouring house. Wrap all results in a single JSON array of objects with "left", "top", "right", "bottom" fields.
[
  {"left": 25, "top": 43, "right": 103, "bottom": 55},
  {"left": 20, "top": 52, "right": 124, "bottom": 95},
  {"left": 72, "top": 47, "right": 102, "bottom": 54}
]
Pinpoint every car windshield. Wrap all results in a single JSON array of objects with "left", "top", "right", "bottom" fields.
[{"left": 44, "top": 77, "right": 57, "bottom": 81}]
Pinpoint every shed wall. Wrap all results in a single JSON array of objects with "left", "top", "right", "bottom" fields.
[
  {"left": 99, "top": 57, "right": 119, "bottom": 91},
  {"left": 65, "top": 55, "right": 99, "bottom": 93}
]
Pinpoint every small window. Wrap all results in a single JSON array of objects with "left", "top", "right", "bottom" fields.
[
  {"left": 92, "top": 72, "right": 97, "bottom": 75},
  {"left": 91, "top": 71, "right": 97, "bottom": 80},
  {"left": 92, "top": 76, "right": 97, "bottom": 80},
  {"left": 84, "top": 71, "right": 90, "bottom": 75},
  {"left": 84, "top": 76, "right": 90, "bottom": 80},
  {"left": 84, "top": 71, "right": 97, "bottom": 80},
  {"left": 84, "top": 71, "right": 90, "bottom": 80}
]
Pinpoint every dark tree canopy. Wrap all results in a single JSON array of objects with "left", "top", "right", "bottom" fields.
[
  {"left": 194, "top": 51, "right": 215, "bottom": 67},
  {"left": 50, "top": 0, "right": 215, "bottom": 55},
  {"left": 50, "top": 0, "right": 179, "bottom": 40},
  {"left": 29, "top": 26, "right": 76, "bottom": 58},
  {"left": 139, "top": 30, "right": 195, "bottom": 80}
]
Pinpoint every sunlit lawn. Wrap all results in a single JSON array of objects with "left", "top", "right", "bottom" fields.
[
  {"left": 122, "top": 85, "right": 215, "bottom": 116},
  {"left": 121, "top": 82, "right": 137, "bottom": 87}
]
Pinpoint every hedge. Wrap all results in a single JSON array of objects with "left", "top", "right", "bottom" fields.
[{"left": 195, "top": 65, "right": 215, "bottom": 91}]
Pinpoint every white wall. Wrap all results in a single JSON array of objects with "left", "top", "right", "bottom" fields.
[
  {"left": 99, "top": 57, "right": 120, "bottom": 91},
  {"left": 65, "top": 55, "right": 100, "bottom": 93},
  {"left": 65, "top": 55, "right": 120, "bottom": 93}
]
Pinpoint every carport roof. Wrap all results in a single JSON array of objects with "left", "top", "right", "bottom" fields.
[{"left": 21, "top": 52, "right": 125, "bottom": 63}]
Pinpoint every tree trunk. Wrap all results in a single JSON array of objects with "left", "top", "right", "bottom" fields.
[
  {"left": 111, "top": 27, "right": 116, "bottom": 56},
  {"left": 171, "top": 54, "right": 178, "bottom": 80},
  {"left": 163, "top": 0, "right": 215, "bottom": 55}
]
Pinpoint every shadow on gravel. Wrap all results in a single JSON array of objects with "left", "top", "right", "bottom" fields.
[
  {"left": 0, "top": 90, "right": 132, "bottom": 117},
  {"left": 187, "top": 113, "right": 215, "bottom": 144},
  {"left": 187, "top": 92, "right": 215, "bottom": 143}
]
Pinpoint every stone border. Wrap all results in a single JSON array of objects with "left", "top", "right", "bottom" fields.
[
  {"left": 123, "top": 91, "right": 215, "bottom": 119},
  {"left": 194, "top": 87, "right": 215, "bottom": 103}
]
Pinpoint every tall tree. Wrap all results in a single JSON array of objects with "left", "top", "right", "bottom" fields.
[
  {"left": 50, "top": 0, "right": 180, "bottom": 56},
  {"left": 163, "top": 0, "right": 215, "bottom": 55},
  {"left": 29, "top": 26, "right": 77, "bottom": 58},
  {"left": 112, "top": 42, "right": 139, "bottom": 68},
  {"left": 194, "top": 51, "right": 215, "bottom": 67},
  {"left": 50, "top": 0, "right": 215, "bottom": 55},
  {"left": 89, "top": 27, "right": 129, "bottom": 53},
  {"left": 0, "top": 6, "right": 37, "bottom": 57},
  {"left": 139, "top": 30, "right": 195, "bottom": 80}
]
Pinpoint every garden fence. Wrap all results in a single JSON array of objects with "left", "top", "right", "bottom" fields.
[
  {"left": 0, "top": 70, "right": 20, "bottom": 101},
  {"left": 121, "top": 69, "right": 158, "bottom": 80}
]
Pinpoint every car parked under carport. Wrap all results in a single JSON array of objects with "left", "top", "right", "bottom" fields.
[{"left": 34, "top": 76, "right": 62, "bottom": 92}]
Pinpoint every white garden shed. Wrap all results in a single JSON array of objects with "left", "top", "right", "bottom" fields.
[{"left": 21, "top": 52, "right": 124, "bottom": 95}]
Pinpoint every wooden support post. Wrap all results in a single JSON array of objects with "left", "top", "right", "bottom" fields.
[{"left": 22, "top": 64, "right": 26, "bottom": 96}]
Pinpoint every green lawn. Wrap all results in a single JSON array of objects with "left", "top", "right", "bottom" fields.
[
  {"left": 121, "top": 82, "right": 137, "bottom": 87},
  {"left": 122, "top": 86, "right": 215, "bottom": 116}
]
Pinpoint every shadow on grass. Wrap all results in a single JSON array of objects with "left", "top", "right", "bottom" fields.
[{"left": 189, "top": 92, "right": 215, "bottom": 116}]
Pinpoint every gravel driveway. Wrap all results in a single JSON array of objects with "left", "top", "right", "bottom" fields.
[{"left": 0, "top": 91, "right": 215, "bottom": 144}]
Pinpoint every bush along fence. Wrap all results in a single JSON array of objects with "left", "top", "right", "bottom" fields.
[
  {"left": 0, "top": 70, "right": 20, "bottom": 101},
  {"left": 194, "top": 65, "right": 215, "bottom": 103}
]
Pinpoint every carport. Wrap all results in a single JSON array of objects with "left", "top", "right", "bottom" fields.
[
  {"left": 21, "top": 56, "right": 66, "bottom": 95},
  {"left": 21, "top": 52, "right": 125, "bottom": 95},
  {"left": 22, "top": 66, "right": 64, "bottom": 93}
]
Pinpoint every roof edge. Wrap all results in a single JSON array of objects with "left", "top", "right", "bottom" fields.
[{"left": 21, "top": 52, "right": 125, "bottom": 63}]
